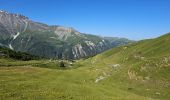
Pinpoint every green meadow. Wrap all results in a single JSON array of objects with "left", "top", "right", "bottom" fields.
[{"left": 0, "top": 33, "right": 170, "bottom": 100}]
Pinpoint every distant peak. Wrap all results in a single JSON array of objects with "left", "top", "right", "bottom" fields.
[
  {"left": 0, "top": 10, "right": 8, "bottom": 13},
  {"left": 15, "top": 14, "right": 29, "bottom": 20},
  {"left": 0, "top": 10, "right": 29, "bottom": 20}
]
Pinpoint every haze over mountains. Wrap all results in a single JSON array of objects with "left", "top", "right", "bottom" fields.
[{"left": 0, "top": 10, "right": 132, "bottom": 59}]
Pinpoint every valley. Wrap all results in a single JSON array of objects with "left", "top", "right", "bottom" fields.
[
  {"left": 0, "top": 0, "right": 170, "bottom": 98},
  {"left": 0, "top": 33, "right": 170, "bottom": 100}
]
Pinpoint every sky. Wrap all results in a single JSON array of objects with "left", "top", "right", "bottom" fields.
[{"left": 0, "top": 0, "right": 170, "bottom": 40}]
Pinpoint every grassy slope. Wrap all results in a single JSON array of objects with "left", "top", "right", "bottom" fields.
[
  {"left": 0, "top": 33, "right": 170, "bottom": 100},
  {"left": 0, "top": 60, "right": 152, "bottom": 100},
  {"left": 81, "top": 33, "right": 170, "bottom": 99}
]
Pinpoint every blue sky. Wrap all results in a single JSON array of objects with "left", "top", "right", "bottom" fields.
[{"left": 0, "top": 0, "right": 170, "bottom": 40}]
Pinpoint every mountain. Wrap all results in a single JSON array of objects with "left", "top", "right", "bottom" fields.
[
  {"left": 81, "top": 33, "right": 170, "bottom": 99},
  {"left": 0, "top": 33, "right": 169, "bottom": 100},
  {"left": 0, "top": 10, "right": 132, "bottom": 59}
]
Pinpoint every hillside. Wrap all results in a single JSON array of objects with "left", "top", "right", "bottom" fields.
[
  {"left": 0, "top": 33, "right": 169, "bottom": 100},
  {"left": 81, "top": 33, "right": 170, "bottom": 99},
  {"left": 0, "top": 46, "right": 39, "bottom": 61},
  {"left": 0, "top": 10, "right": 132, "bottom": 59}
]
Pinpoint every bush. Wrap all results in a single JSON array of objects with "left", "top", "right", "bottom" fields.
[{"left": 59, "top": 61, "right": 65, "bottom": 67}]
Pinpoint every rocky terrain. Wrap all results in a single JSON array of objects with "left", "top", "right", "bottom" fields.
[{"left": 0, "top": 10, "right": 132, "bottom": 59}]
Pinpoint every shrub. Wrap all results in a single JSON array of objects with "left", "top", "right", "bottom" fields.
[{"left": 59, "top": 61, "right": 65, "bottom": 67}]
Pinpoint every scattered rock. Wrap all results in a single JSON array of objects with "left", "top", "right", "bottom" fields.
[
  {"left": 128, "top": 69, "right": 137, "bottom": 80},
  {"left": 146, "top": 89, "right": 150, "bottom": 91},
  {"left": 123, "top": 47, "right": 127, "bottom": 50},
  {"left": 144, "top": 76, "right": 150, "bottom": 80},
  {"left": 69, "top": 62, "right": 73, "bottom": 65},
  {"left": 141, "top": 57, "right": 145, "bottom": 60},
  {"left": 112, "top": 64, "right": 120, "bottom": 68},
  {"left": 102, "top": 72, "right": 107, "bottom": 76},
  {"left": 134, "top": 55, "right": 145, "bottom": 60},
  {"left": 155, "top": 92, "right": 161, "bottom": 95},
  {"left": 95, "top": 76, "right": 105, "bottom": 83}
]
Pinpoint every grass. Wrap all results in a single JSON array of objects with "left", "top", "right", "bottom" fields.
[
  {"left": 0, "top": 33, "right": 170, "bottom": 100},
  {"left": 79, "top": 33, "right": 170, "bottom": 100},
  {"left": 0, "top": 64, "right": 153, "bottom": 100}
]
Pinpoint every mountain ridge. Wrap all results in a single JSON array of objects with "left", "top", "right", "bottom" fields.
[{"left": 0, "top": 10, "right": 133, "bottom": 59}]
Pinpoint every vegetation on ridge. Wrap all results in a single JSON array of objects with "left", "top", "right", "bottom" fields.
[{"left": 0, "top": 46, "right": 39, "bottom": 61}]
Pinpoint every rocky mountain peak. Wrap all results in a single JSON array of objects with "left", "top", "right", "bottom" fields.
[
  {"left": 0, "top": 10, "right": 28, "bottom": 20},
  {"left": 52, "top": 26, "right": 80, "bottom": 34},
  {"left": 0, "top": 10, "right": 132, "bottom": 59},
  {"left": 15, "top": 14, "right": 29, "bottom": 20},
  {"left": 0, "top": 10, "right": 5, "bottom": 13},
  {"left": 50, "top": 25, "right": 81, "bottom": 40}
]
